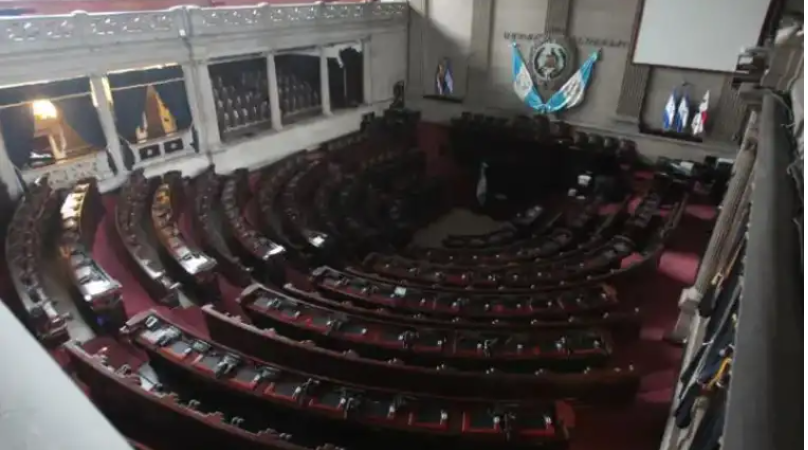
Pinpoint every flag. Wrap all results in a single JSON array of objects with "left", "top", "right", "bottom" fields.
[
  {"left": 511, "top": 42, "right": 545, "bottom": 110},
  {"left": 476, "top": 162, "right": 488, "bottom": 206},
  {"left": 436, "top": 59, "right": 454, "bottom": 96},
  {"left": 542, "top": 51, "right": 600, "bottom": 113},
  {"left": 674, "top": 89, "right": 690, "bottom": 133},
  {"left": 662, "top": 88, "right": 678, "bottom": 131},
  {"left": 691, "top": 91, "right": 710, "bottom": 136},
  {"left": 443, "top": 67, "right": 454, "bottom": 94}
]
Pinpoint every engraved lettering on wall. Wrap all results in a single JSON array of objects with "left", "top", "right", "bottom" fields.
[{"left": 503, "top": 32, "right": 630, "bottom": 49}]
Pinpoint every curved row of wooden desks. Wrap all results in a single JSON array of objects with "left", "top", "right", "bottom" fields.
[{"left": 3, "top": 130, "right": 693, "bottom": 450}]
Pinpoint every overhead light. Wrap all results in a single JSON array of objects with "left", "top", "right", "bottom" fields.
[{"left": 31, "top": 100, "right": 58, "bottom": 119}]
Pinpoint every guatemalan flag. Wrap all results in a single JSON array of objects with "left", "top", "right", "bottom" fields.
[
  {"left": 511, "top": 42, "right": 545, "bottom": 111},
  {"left": 476, "top": 162, "right": 488, "bottom": 206},
  {"left": 542, "top": 51, "right": 600, "bottom": 113},
  {"left": 662, "top": 89, "right": 678, "bottom": 131},
  {"left": 674, "top": 90, "right": 690, "bottom": 133},
  {"left": 690, "top": 91, "right": 710, "bottom": 136},
  {"left": 436, "top": 58, "right": 454, "bottom": 96}
]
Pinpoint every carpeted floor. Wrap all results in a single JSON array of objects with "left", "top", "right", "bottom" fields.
[
  {"left": 409, "top": 121, "right": 716, "bottom": 448},
  {"left": 81, "top": 188, "right": 715, "bottom": 450},
  {"left": 0, "top": 119, "right": 716, "bottom": 449},
  {"left": 0, "top": 120, "right": 715, "bottom": 449},
  {"left": 566, "top": 202, "right": 715, "bottom": 450}
]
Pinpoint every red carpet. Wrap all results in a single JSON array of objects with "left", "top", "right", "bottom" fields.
[
  {"left": 0, "top": 115, "right": 716, "bottom": 450},
  {"left": 82, "top": 188, "right": 716, "bottom": 450},
  {"left": 82, "top": 126, "right": 716, "bottom": 449},
  {"left": 567, "top": 202, "right": 714, "bottom": 450},
  {"left": 0, "top": 129, "right": 714, "bottom": 449},
  {"left": 412, "top": 123, "right": 716, "bottom": 449}
]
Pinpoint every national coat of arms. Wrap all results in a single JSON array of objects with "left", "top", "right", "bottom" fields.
[{"left": 529, "top": 36, "right": 577, "bottom": 98}]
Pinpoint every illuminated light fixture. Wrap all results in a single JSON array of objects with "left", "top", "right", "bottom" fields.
[{"left": 31, "top": 100, "right": 58, "bottom": 119}]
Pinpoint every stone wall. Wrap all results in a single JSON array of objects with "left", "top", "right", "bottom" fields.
[{"left": 406, "top": 0, "right": 748, "bottom": 160}]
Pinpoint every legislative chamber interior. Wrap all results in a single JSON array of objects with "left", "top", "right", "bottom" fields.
[{"left": 0, "top": 1, "right": 802, "bottom": 450}]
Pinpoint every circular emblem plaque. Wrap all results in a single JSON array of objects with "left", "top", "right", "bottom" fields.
[
  {"left": 528, "top": 37, "right": 577, "bottom": 97},
  {"left": 532, "top": 42, "right": 569, "bottom": 83}
]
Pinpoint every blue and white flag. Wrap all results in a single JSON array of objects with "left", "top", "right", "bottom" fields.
[
  {"left": 542, "top": 51, "right": 600, "bottom": 113},
  {"left": 511, "top": 44, "right": 599, "bottom": 114},
  {"left": 674, "top": 90, "right": 690, "bottom": 133},
  {"left": 662, "top": 89, "right": 678, "bottom": 131},
  {"left": 443, "top": 68, "right": 454, "bottom": 94},
  {"left": 511, "top": 42, "right": 545, "bottom": 111},
  {"left": 690, "top": 91, "right": 710, "bottom": 136},
  {"left": 436, "top": 58, "right": 454, "bottom": 96},
  {"left": 476, "top": 162, "right": 488, "bottom": 206}
]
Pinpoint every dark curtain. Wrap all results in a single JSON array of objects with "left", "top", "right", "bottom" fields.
[
  {"left": 110, "top": 66, "right": 192, "bottom": 133},
  {"left": 328, "top": 58, "right": 347, "bottom": 109},
  {"left": 340, "top": 48, "right": 364, "bottom": 106},
  {"left": 0, "top": 105, "right": 35, "bottom": 168},
  {"left": 109, "top": 68, "right": 150, "bottom": 143},
  {"left": 153, "top": 80, "right": 192, "bottom": 130},
  {"left": 191, "top": 128, "right": 200, "bottom": 153},
  {"left": 111, "top": 86, "right": 148, "bottom": 142},
  {"left": 0, "top": 77, "right": 91, "bottom": 107},
  {"left": 120, "top": 138, "right": 135, "bottom": 170},
  {"left": 0, "top": 77, "right": 93, "bottom": 169},
  {"left": 108, "top": 65, "right": 184, "bottom": 88},
  {"left": 55, "top": 95, "right": 108, "bottom": 149}
]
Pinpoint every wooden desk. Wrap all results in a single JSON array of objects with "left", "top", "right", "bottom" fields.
[
  {"left": 65, "top": 343, "right": 301, "bottom": 450},
  {"left": 126, "top": 309, "right": 569, "bottom": 449},
  {"left": 192, "top": 168, "right": 252, "bottom": 287},
  {"left": 221, "top": 169, "right": 285, "bottom": 284},
  {"left": 5, "top": 177, "right": 68, "bottom": 346},
  {"left": 114, "top": 170, "right": 179, "bottom": 306},
  {"left": 151, "top": 171, "right": 219, "bottom": 303},
  {"left": 58, "top": 179, "right": 125, "bottom": 330}
]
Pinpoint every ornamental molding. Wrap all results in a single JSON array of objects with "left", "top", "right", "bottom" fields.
[{"left": 0, "top": 3, "right": 408, "bottom": 55}]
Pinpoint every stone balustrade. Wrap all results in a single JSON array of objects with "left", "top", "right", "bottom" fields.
[{"left": 0, "top": 3, "right": 407, "bottom": 55}]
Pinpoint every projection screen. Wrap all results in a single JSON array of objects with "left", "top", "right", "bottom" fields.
[{"left": 632, "top": 0, "right": 771, "bottom": 72}]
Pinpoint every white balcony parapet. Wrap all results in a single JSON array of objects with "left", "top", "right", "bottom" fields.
[
  {"left": 0, "top": 10, "right": 183, "bottom": 54},
  {"left": 0, "top": 3, "right": 407, "bottom": 56}
]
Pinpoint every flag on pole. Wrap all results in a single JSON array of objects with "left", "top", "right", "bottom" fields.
[
  {"left": 511, "top": 42, "right": 545, "bottom": 111},
  {"left": 690, "top": 91, "right": 710, "bottom": 136},
  {"left": 674, "top": 89, "right": 690, "bottom": 133},
  {"left": 476, "top": 162, "right": 488, "bottom": 206},
  {"left": 436, "top": 58, "right": 454, "bottom": 96},
  {"left": 542, "top": 51, "right": 600, "bottom": 113},
  {"left": 662, "top": 88, "right": 678, "bottom": 131}
]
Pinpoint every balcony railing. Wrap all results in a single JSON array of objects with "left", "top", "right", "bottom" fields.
[{"left": 0, "top": 2, "right": 407, "bottom": 55}]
